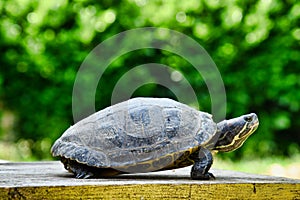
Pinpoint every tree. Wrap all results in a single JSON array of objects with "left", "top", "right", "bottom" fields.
[{"left": 0, "top": 0, "right": 299, "bottom": 160}]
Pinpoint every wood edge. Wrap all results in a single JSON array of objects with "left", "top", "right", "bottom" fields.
[{"left": 1, "top": 182, "right": 299, "bottom": 199}]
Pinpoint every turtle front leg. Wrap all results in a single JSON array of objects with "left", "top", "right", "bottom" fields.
[{"left": 190, "top": 148, "right": 215, "bottom": 180}]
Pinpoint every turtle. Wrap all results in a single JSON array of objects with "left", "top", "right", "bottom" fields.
[{"left": 51, "top": 97, "right": 259, "bottom": 180}]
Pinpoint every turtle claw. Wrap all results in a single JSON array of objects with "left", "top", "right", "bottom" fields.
[
  {"left": 75, "top": 171, "right": 93, "bottom": 179},
  {"left": 191, "top": 171, "right": 215, "bottom": 180},
  {"left": 208, "top": 172, "right": 215, "bottom": 179},
  {"left": 75, "top": 172, "right": 84, "bottom": 179}
]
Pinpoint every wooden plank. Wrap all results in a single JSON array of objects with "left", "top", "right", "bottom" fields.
[{"left": 0, "top": 161, "right": 299, "bottom": 199}]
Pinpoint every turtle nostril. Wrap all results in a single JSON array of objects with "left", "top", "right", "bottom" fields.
[{"left": 244, "top": 115, "right": 253, "bottom": 122}]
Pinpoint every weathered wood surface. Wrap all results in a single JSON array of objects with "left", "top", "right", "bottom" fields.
[{"left": 0, "top": 161, "right": 299, "bottom": 199}]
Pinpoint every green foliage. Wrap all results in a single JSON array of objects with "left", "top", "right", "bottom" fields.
[{"left": 0, "top": 0, "right": 299, "bottom": 160}]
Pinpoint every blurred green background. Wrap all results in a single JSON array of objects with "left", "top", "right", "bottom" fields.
[{"left": 0, "top": 0, "right": 300, "bottom": 177}]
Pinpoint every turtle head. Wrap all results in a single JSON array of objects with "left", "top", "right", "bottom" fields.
[{"left": 212, "top": 113, "right": 259, "bottom": 152}]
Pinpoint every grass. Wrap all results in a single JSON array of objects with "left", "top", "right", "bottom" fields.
[{"left": 214, "top": 155, "right": 300, "bottom": 179}]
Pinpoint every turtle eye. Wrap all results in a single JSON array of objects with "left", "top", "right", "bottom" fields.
[{"left": 244, "top": 115, "right": 253, "bottom": 122}]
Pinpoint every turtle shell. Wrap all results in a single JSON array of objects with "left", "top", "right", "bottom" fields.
[{"left": 51, "top": 97, "right": 217, "bottom": 173}]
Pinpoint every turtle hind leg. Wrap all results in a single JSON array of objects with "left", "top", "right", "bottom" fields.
[
  {"left": 190, "top": 148, "right": 215, "bottom": 180},
  {"left": 61, "top": 157, "right": 121, "bottom": 179},
  {"left": 61, "top": 157, "right": 94, "bottom": 178},
  {"left": 71, "top": 164, "right": 94, "bottom": 179}
]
